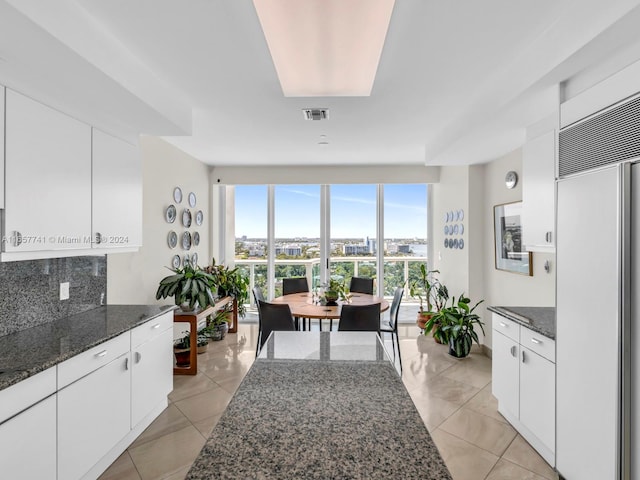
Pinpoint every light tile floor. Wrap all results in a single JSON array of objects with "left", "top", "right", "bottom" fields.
[{"left": 100, "top": 308, "right": 558, "bottom": 480}]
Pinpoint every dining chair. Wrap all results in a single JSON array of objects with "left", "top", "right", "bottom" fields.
[
  {"left": 282, "top": 277, "right": 309, "bottom": 330},
  {"left": 380, "top": 287, "right": 404, "bottom": 372},
  {"left": 256, "top": 300, "right": 296, "bottom": 356},
  {"left": 338, "top": 303, "right": 381, "bottom": 332},
  {"left": 252, "top": 286, "right": 265, "bottom": 305},
  {"left": 349, "top": 277, "right": 374, "bottom": 295}
]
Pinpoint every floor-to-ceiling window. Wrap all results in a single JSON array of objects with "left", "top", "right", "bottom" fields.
[
  {"left": 234, "top": 185, "right": 268, "bottom": 306},
  {"left": 233, "top": 183, "right": 429, "bottom": 313},
  {"left": 273, "top": 185, "right": 321, "bottom": 297},
  {"left": 330, "top": 184, "right": 377, "bottom": 291},
  {"left": 382, "top": 184, "right": 428, "bottom": 297}
]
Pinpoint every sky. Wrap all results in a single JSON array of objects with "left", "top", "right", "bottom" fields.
[{"left": 234, "top": 184, "right": 427, "bottom": 239}]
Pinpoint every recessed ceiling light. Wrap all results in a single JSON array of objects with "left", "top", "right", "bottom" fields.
[{"left": 254, "top": 0, "right": 395, "bottom": 97}]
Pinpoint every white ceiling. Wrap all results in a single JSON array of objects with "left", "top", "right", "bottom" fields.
[{"left": 1, "top": 0, "right": 640, "bottom": 167}]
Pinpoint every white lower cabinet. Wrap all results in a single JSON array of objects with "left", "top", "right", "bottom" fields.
[
  {"left": 131, "top": 312, "right": 173, "bottom": 427},
  {"left": 0, "top": 395, "right": 57, "bottom": 479},
  {"left": 492, "top": 313, "right": 556, "bottom": 466},
  {"left": 58, "top": 352, "right": 131, "bottom": 480}
]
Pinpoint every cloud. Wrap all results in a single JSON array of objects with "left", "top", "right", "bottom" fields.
[{"left": 282, "top": 188, "right": 319, "bottom": 198}]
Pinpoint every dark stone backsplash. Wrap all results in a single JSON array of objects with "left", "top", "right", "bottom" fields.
[{"left": 0, "top": 256, "right": 106, "bottom": 336}]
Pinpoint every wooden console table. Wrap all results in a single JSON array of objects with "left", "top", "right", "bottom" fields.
[{"left": 173, "top": 296, "right": 234, "bottom": 375}]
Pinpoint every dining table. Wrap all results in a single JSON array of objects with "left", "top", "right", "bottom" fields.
[
  {"left": 271, "top": 292, "right": 390, "bottom": 330},
  {"left": 186, "top": 331, "right": 452, "bottom": 479}
]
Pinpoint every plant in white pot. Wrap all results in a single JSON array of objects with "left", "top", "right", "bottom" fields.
[{"left": 156, "top": 264, "right": 216, "bottom": 312}]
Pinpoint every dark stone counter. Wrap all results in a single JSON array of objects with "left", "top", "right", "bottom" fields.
[
  {"left": 0, "top": 305, "right": 176, "bottom": 391},
  {"left": 187, "top": 356, "right": 452, "bottom": 479},
  {"left": 487, "top": 306, "right": 556, "bottom": 340}
]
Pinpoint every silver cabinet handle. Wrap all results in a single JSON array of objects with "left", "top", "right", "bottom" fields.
[
  {"left": 125, "top": 358, "right": 129, "bottom": 370},
  {"left": 499, "top": 322, "right": 507, "bottom": 328},
  {"left": 510, "top": 345, "right": 517, "bottom": 357},
  {"left": 545, "top": 231, "right": 553, "bottom": 243},
  {"left": 531, "top": 338, "right": 541, "bottom": 345},
  {"left": 95, "top": 350, "right": 108, "bottom": 358},
  {"left": 135, "top": 352, "right": 142, "bottom": 363},
  {"left": 521, "top": 350, "right": 526, "bottom": 363},
  {"left": 152, "top": 323, "right": 161, "bottom": 329}
]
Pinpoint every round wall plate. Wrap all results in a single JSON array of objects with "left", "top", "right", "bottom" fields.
[
  {"left": 167, "top": 231, "right": 178, "bottom": 249},
  {"left": 165, "top": 205, "right": 176, "bottom": 223},
  {"left": 189, "top": 192, "right": 197, "bottom": 208},
  {"left": 172, "top": 255, "right": 180, "bottom": 269},
  {"left": 182, "top": 209, "right": 192, "bottom": 228},
  {"left": 195, "top": 210, "right": 204, "bottom": 225},
  {"left": 173, "top": 187, "right": 183, "bottom": 203}
]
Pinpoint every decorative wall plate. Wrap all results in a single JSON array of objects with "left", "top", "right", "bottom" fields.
[
  {"left": 183, "top": 255, "right": 190, "bottom": 267},
  {"left": 444, "top": 225, "right": 449, "bottom": 235},
  {"left": 443, "top": 212, "right": 448, "bottom": 222},
  {"left": 191, "top": 252, "right": 198, "bottom": 265},
  {"left": 444, "top": 238, "right": 449, "bottom": 248},
  {"left": 167, "top": 231, "right": 178, "bottom": 249},
  {"left": 195, "top": 210, "right": 203, "bottom": 226},
  {"left": 193, "top": 231, "right": 200, "bottom": 246},
  {"left": 182, "top": 209, "right": 192, "bottom": 228},
  {"left": 182, "top": 231, "right": 192, "bottom": 250},
  {"left": 459, "top": 224, "right": 464, "bottom": 234},
  {"left": 459, "top": 239, "right": 465, "bottom": 249},
  {"left": 459, "top": 209, "right": 464, "bottom": 220},
  {"left": 172, "top": 255, "right": 180, "bottom": 269},
  {"left": 165, "top": 205, "right": 176, "bottom": 223},
  {"left": 453, "top": 238, "right": 459, "bottom": 249},
  {"left": 453, "top": 224, "right": 459, "bottom": 235},
  {"left": 189, "top": 192, "right": 196, "bottom": 208},
  {"left": 173, "top": 187, "right": 183, "bottom": 203}
]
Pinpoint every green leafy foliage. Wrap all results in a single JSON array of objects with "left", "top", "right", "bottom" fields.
[
  {"left": 203, "top": 258, "right": 250, "bottom": 317},
  {"left": 409, "top": 263, "right": 448, "bottom": 313},
  {"left": 429, "top": 294, "right": 485, "bottom": 358},
  {"left": 156, "top": 264, "right": 216, "bottom": 311}
]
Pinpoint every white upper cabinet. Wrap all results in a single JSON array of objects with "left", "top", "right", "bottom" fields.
[
  {"left": 92, "top": 129, "right": 142, "bottom": 249},
  {"left": 4, "top": 89, "right": 92, "bottom": 253},
  {"left": 522, "top": 130, "right": 556, "bottom": 252}
]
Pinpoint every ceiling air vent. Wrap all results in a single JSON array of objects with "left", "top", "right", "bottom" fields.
[{"left": 302, "top": 108, "right": 329, "bottom": 121}]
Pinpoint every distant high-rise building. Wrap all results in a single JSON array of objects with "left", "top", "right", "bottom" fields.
[{"left": 398, "top": 244, "right": 411, "bottom": 254}]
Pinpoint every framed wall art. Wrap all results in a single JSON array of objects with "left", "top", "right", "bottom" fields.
[{"left": 494, "top": 201, "right": 532, "bottom": 276}]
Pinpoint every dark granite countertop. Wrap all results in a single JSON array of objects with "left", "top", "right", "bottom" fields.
[
  {"left": 0, "top": 305, "right": 176, "bottom": 391},
  {"left": 487, "top": 306, "right": 556, "bottom": 340},
  {"left": 187, "top": 358, "right": 452, "bottom": 479}
]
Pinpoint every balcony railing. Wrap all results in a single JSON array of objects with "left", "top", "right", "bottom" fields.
[{"left": 235, "top": 256, "right": 428, "bottom": 308}]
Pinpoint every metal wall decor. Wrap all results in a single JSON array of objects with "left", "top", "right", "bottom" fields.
[
  {"left": 443, "top": 208, "right": 465, "bottom": 250},
  {"left": 168, "top": 187, "right": 203, "bottom": 268}
]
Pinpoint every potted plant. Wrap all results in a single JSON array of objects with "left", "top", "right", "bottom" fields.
[
  {"left": 196, "top": 332, "right": 209, "bottom": 354},
  {"left": 429, "top": 294, "right": 485, "bottom": 358},
  {"left": 173, "top": 332, "right": 191, "bottom": 367},
  {"left": 156, "top": 264, "right": 216, "bottom": 312},
  {"left": 201, "top": 308, "right": 230, "bottom": 341},
  {"left": 204, "top": 258, "right": 250, "bottom": 318},
  {"left": 322, "top": 277, "right": 350, "bottom": 305},
  {"left": 409, "top": 264, "right": 445, "bottom": 330}
]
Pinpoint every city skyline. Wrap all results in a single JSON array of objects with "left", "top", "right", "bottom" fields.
[{"left": 235, "top": 184, "right": 428, "bottom": 238}]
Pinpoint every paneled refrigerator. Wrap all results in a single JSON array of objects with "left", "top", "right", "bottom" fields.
[{"left": 556, "top": 97, "right": 640, "bottom": 479}]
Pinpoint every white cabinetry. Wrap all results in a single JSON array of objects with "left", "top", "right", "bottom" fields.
[
  {"left": 131, "top": 311, "right": 173, "bottom": 427},
  {"left": 92, "top": 129, "right": 142, "bottom": 249},
  {"left": 4, "top": 89, "right": 92, "bottom": 253},
  {"left": 58, "top": 335, "right": 131, "bottom": 480},
  {"left": 0, "top": 367, "right": 57, "bottom": 479},
  {"left": 491, "top": 313, "right": 555, "bottom": 465},
  {"left": 522, "top": 130, "right": 556, "bottom": 252}
]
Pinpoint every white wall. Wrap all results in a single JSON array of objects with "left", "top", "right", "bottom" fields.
[
  {"left": 481, "top": 149, "right": 555, "bottom": 349},
  {"left": 430, "top": 152, "right": 555, "bottom": 349},
  {"left": 107, "top": 136, "right": 211, "bottom": 304}
]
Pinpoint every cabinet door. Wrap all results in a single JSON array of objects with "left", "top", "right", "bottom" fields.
[
  {"left": 0, "top": 395, "right": 56, "bottom": 479},
  {"left": 4, "top": 89, "right": 92, "bottom": 252},
  {"left": 522, "top": 130, "right": 555, "bottom": 251},
  {"left": 492, "top": 330, "right": 519, "bottom": 418},
  {"left": 0, "top": 86, "right": 5, "bottom": 210},
  {"left": 58, "top": 353, "right": 131, "bottom": 480},
  {"left": 92, "top": 129, "right": 142, "bottom": 249},
  {"left": 132, "top": 328, "right": 173, "bottom": 427},
  {"left": 520, "top": 347, "right": 555, "bottom": 453}
]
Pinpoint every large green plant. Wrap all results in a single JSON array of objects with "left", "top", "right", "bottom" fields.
[
  {"left": 429, "top": 294, "right": 485, "bottom": 358},
  {"left": 204, "top": 258, "right": 250, "bottom": 317},
  {"left": 156, "top": 264, "right": 216, "bottom": 311},
  {"left": 409, "top": 263, "right": 447, "bottom": 313}
]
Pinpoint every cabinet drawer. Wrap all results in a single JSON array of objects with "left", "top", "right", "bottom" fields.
[
  {"left": 521, "top": 328, "right": 555, "bottom": 363},
  {"left": 492, "top": 314, "right": 520, "bottom": 342},
  {"left": 131, "top": 311, "right": 173, "bottom": 347},
  {"left": 0, "top": 366, "right": 56, "bottom": 424},
  {"left": 58, "top": 332, "right": 130, "bottom": 388}
]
